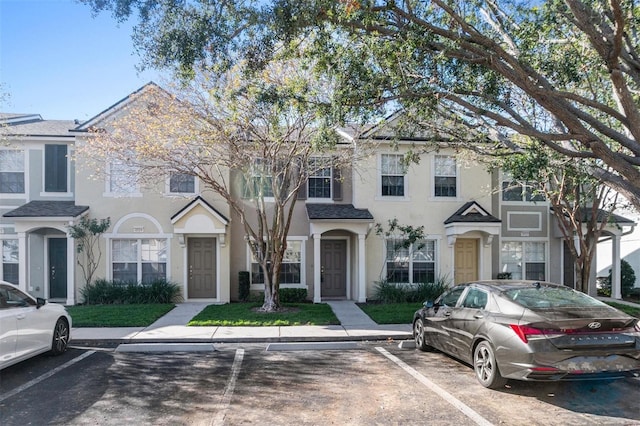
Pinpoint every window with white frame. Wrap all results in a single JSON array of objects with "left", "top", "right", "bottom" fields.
[
  {"left": 0, "top": 150, "right": 25, "bottom": 194},
  {"left": 501, "top": 241, "right": 546, "bottom": 280},
  {"left": 112, "top": 239, "right": 167, "bottom": 283},
  {"left": 108, "top": 160, "right": 138, "bottom": 194},
  {"left": 307, "top": 157, "right": 332, "bottom": 199},
  {"left": 501, "top": 178, "right": 545, "bottom": 202},
  {"left": 2, "top": 239, "right": 19, "bottom": 284},
  {"left": 380, "top": 154, "right": 405, "bottom": 197},
  {"left": 248, "top": 158, "right": 274, "bottom": 198},
  {"left": 250, "top": 240, "right": 302, "bottom": 285},
  {"left": 386, "top": 239, "right": 436, "bottom": 284},
  {"left": 169, "top": 172, "right": 195, "bottom": 194},
  {"left": 434, "top": 155, "right": 457, "bottom": 197}
]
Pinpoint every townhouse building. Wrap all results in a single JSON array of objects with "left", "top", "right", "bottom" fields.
[{"left": 1, "top": 84, "right": 635, "bottom": 304}]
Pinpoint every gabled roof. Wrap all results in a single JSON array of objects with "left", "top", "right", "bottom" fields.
[
  {"left": 72, "top": 82, "right": 167, "bottom": 132},
  {"left": 444, "top": 201, "right": 501, "bottom": 224},
  {"left": 306, "top": 203, "right": 373, "bottom": 221},
  {"left": 3, "top": 201, "right": 89, "bottom": 218},
  {"left": 171, "top": 196, "right": 229, "bottom": 224}
]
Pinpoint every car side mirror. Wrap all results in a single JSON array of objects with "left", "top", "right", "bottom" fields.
[
  {"left": 36, "top": 297, "right": 46, "bottom": 309},
  {"left": 423, "top": 301, "right": 434, "bottom": 308}
]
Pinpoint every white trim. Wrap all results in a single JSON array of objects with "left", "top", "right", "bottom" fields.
[
  {"left": 320, "top": 236, "right": 351, "bottom": 300},
  {"left": 184, "top": 236, "right": 221, "bottom": 302},
  {"left": 246, "top": 236, "right": 308, "bottom": 288},
  {"left": 430, "top": 154, "right": 461, "bottom": 201},
  {"left": 165, "top": 172, "right": 199, "bottom": 197},
  {"left": 377, "top": 153, "right": 409, "bottom": 201}
]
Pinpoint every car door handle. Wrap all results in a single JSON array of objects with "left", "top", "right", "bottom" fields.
[
  {"left": 16, "top": 314, "right": 26, "bottom": 320},
  {"left": 444, "top": 311, "right": 451, "bottom": 317},
  {"left": 474, "top": 313, "right": 484, "bottom": 319}
]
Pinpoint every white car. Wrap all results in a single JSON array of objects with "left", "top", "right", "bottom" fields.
[{"left": 0, "top": 280, "right": 71, "bottom": 369}]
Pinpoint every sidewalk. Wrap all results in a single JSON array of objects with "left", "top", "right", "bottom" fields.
[{"left": 70, "top": 300, "right": 414, "bottom": 346}]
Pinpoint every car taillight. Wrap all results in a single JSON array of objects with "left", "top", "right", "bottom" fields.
[{"left": 510, "top": 324, "right": 544, "bottom": 343}]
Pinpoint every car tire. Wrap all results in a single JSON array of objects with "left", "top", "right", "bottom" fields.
[
  {"left": 473, "top": 341, "right": 507, "bottom": 389},
  {"left": 413, "top": 318, "right": 430, "bottom": 351},
  {"left": 50, "top": 318, "right": 69, "bottom": 355}
]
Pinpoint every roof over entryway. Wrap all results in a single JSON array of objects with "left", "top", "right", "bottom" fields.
[{"left": 444, "top": 201, "right": 501, "bottom": 246}]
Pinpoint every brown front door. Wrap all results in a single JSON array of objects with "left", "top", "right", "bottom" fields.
[
  {"left": 188, "top": 238, "right": 217, "bottom": 298},
  {"left": 454, "top": 239, "right": 478, "bottom": 284},
  {"left": 321, "top": 240, "right": 347, "bottom": 298}
]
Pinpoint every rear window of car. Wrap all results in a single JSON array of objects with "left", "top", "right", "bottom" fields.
[{"left": 503, "top": 285, "right": 607, "bottom": 309}]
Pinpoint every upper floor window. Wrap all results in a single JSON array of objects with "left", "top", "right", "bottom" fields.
[
  {"left": 0, "top": 150, "right": 25, "bottom": 194},
  {"left": 502, "top": 180, "right": 545, "bottom": 202},
  {"left": 249, "top": 158, "right": 274, "bottom": 198},
  {"left": 434, "top": 155, "right": 457, "bottom": 197},
  {"left": 380, "top": 154, "right": 405, "bottom": 197},
  {"left": 501, "top": 241, "right": 546, "bottom": 281},
  {"left": 44, "top": 144, "right": 68, "bottom": 193},
  {"left": 108, "top": 160, "right": 138, "bottom": 194},
  {"left": 308, "top": 157, "right": 332, "bottom": 199},
  {"left": 385, "top": 238, "right": 436, "bottom": 284},
  {"left": 169, "top": 172, "right": 195, "bottom": 194}
]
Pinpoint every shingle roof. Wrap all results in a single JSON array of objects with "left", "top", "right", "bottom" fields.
[
  {"left": 0, "top": 114, "right": 75, "bottom": 137},
  {"left": 3, "top": 201, "right": 89, "bottom": 218},
  {"left": 306, "top": 203, "right": 373, "bottom": 220},
  {"left": 444, "top": 201, "right": 501, "bottom": 224}
]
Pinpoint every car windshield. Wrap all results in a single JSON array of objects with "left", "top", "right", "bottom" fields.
[{"left": 503, "top": 285, "right": 607, "bottom": 309}]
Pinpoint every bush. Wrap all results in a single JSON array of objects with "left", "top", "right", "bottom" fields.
[
  {"left": 81, "top": 278, "right": 182, "bottom": 305},
  {"left": 602, "top": 259, "right": 637, "bottom": 298},
  {"left": 238, "top": 271, "right": 250, "bottom": 302},
  {"left": 373, "top": 278, "right": 449, "bottom": 303},
  {"left": 279, "top": 288, "right": 308, "bottom": 303}
]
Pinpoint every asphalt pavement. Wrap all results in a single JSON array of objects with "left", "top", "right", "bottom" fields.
[{"left": 70, "top": 300, "right": 414, "bottom": 346}]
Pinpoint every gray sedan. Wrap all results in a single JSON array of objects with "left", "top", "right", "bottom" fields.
[{"left": 413, "top": 280, "right": 640, "bottom": 389}]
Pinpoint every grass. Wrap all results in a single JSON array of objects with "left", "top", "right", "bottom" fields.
[
  {"left": 357, "top": 302, "right": 422, "bottom": 324},
  {"left": 67, "top": 304, "right": 175, "bottom": 327},
  {"left": 604, "top": 301, "right": 640, "bottom": 318},
  {"left": 188, "top": 303, "right": 339, "bottom": 326}
]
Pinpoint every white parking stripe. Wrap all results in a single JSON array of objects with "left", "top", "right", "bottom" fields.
[
  {"left": 211, "top": 348, "right": 244, "bottom": 426},
  {"left": 376, "top": 347, "right": 495, "bottom": 426},
  {"left": 0, "top": 351, "right": 95, "bottom": 403}
]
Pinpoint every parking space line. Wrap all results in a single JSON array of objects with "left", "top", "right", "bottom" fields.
[
  {"left": 211, "top": 348, "right": 244, "bottom": 426},
  {"left": 0, "top": 351, "right": 96, "bottom": 403},
  {"left": 376, "top": 347, "right": 494, "bottom": 426}
]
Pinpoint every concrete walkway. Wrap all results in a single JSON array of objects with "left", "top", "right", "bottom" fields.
[{"left": 70, "top": 300, "right": 413, "bottom": 345}]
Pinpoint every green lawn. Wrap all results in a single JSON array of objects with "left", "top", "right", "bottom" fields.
[
  {"left": 67, "top": 304, "right": 175, "bottom": 327},
  {"left": 188, "top": 303, "right": 339, "bottom": 326},
  {"left": 605, "top": 301, "right": 640, "bottom": 318},
  {"left": 357, "top": 303, "right": 421, "bottom": 324}
]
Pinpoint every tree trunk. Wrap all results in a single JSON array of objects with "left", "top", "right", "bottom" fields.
[{"left": 259, "top": 262, "right": 281, "bottom": 312}]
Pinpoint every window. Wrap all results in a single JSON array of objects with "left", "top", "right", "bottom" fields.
[
  {"left": 2, "top": 240, "right": 19, "bottom": 284},
  {"left": 250, "top": 240, "right": 302, "bottom": 285},
  {"left": 108, "top": 160, "right": 138, "bottom": 194},
  {"left": 462, "top": 288, "right": 488, "bottom": 309},
  {"left": 308, "top": 157, "right": 332, "bottom": 199},
  {"left": 440, "top": 287, "right": 465, "bottom": 307},
  {"left": 380, "top": 154, "right": 405, "bottom": 196},
  {"left": 248, "top": 158, "right": 274, "bottom": 198},
  {"left": 112, "top": 239, "right": 167, "bottom": 283},
  {"left": 502, "top": 180, "right": 545, "bottom": 202},
  {"left": 0, "top": 150, "right": 25, "bottom": 194},
  {"left": 434, "top": 155, "right": 457, "bottom": 197},
  {"left": 386, "top": 239, "right": 436, "bottom": 284},
  {"left": 169, "top": 172, "right": 195, "bottom": 194},
  {"left": 44, "top": 145, "right": 67, "bottom": 192},
  {"left": 501, "top": 241, "right": 546, "bottom": 281}
]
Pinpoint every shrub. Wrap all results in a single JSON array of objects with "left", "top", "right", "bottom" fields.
[
  {"left": 602, "top": 259, "right": 637, "bottom": 298},
  {"left": 81, "top": 278, "right": 182, "bottom": 305},
  {"left": 279, "top": 288, "right": 308, "bottom": 303},
  {"left": 497, "top": 272, "right": 512, "bottom": 279},
  {"left": 238, "top": 271, "right": 250, "bottom": 302},
  {"left": 373, "top": 277, "right": 449, "bottom": 303}
]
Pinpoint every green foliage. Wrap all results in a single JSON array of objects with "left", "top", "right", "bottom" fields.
[
  {"left": 80, "top": 278, "right": 182, "bottom": 305},
  {"left": 238, "top": 271, "right": 251, "bottom": 302},
  {"left": 67, "top": 216, "right": 111, "bottom": 286},
  {"left": 67, "top": 304, "right": 175, "bottom": 327},
  {"left": 278, "top": 288, "right": 307, "bottom": 303},
  {"left": 375, "top": 218, "right": 425, "bottom": 251},
  {"left": 357, "top": 303, "right": 423, "bottom": 324},
  {"left": 188, "top": 302, "right": 338, "bottom": 326},
  {"left": 497, "top": 272, "right": 512, "bottom": 280},
  {"left": 604, "top": 259, "right": 637, "bottom": 298},
  {"left": 373, "top": 279, "right": 449, "bottom": 304}
]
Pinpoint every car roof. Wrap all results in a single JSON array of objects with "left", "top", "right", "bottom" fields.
[{"left": 459, "top": 280, "right": 563, "bottom": 293}]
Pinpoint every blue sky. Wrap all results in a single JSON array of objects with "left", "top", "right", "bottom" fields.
[{"left": 0, "top": 0, "right": 163, "bottom": 121}]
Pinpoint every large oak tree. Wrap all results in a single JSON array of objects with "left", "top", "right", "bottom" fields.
[{"left": 83, "top": 0, "right": 640, "bottom": 212}]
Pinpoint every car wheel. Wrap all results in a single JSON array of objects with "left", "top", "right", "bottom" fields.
[
  {"left": 473, "top": 341, "right": 507, "bottom": 389},
  {"left": 413, "top": 318, "right": 430, "bottom": 351},
  {"left": 51, "top": 318, "right": 69, "bottom": 355}
]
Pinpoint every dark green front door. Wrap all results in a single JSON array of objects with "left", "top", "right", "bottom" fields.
[{"left": 49, "top": 238, "right": 67, "bottom": 299}]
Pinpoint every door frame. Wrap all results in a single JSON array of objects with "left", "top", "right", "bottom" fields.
[
  {"left": 320, "top": 236, "right": 350, "bottom": 300},
  {"left": 184, "top": 236, "right": 220, "bottom": 302},
  {"left": 454, "top": 238, "right": 479, "bottom": 284},
  {"left": 45, "top": 236, "right": 68, "bottom": 301}
]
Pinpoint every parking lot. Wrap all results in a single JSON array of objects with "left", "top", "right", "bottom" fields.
[{"left": 1, "top": 341, "right": 639, "bottom": 425}]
